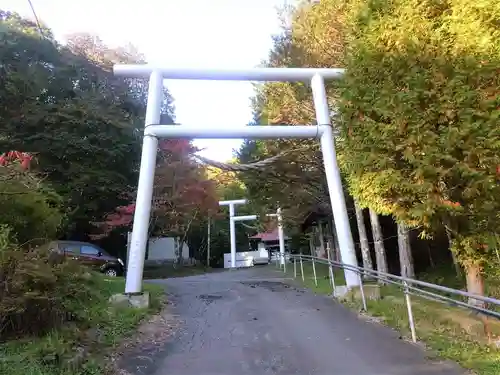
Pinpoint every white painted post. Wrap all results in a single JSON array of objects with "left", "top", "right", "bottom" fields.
[
  {"left": 229, "top": 203, "right": 236, "bottom": 269},
  {"left": 311, "top": 74, "right": 360, "bottom": 288},
  {"left": 326, "top": 240, "right": 335, "bottom": 290},
  {"left": 232, "top": 215, "right": 258, "bottom": 222},
  {"left": 300, "top": 254, "right": 305, "bottom": 282},
  {"left": 318, "top": 221, "right": 325, "bottom": 257},
  {"left": 124, "top": 71, "right": 163, "bottom": 294},
  {"left": 268, "top": 208, "right": 286, "bottom": 270},
  {"left": 207, "top": 216, "right": 211, "bottom": 267},
  {"left": 277, "top": 207, "right": 286, "bottom": 270}
]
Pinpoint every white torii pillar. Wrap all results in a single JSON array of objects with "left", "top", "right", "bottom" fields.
[
  {"left": 267, "top": 208, "right": 286, "bottom": 269},
  {"left": 114, "top": 65, "right": 360, "bottom": 294},
  {"left": 219, "top": 199, "right": 256, "bottom": 269},
  {"left": 231, "top": 214, "right": 257, "bottom": 268}
]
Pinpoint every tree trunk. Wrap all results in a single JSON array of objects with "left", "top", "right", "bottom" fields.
[
  {"left": 173, "top": 237, "right": 184, "bottom": 267},
  {"left": 177, "top": 238, "right": 184, "bottom": 266},
  {"left": 369, "top": 208, "right": 388, "bottom": 282},
  {"left": 325, "top": 220, "right": 335, "bottom": 262},
  {"left": 464, "top": 262, "right": 491, "bottom": 342},
  {"left": 397, "top": 222, "right": 415, "bottom": 278},
  {"left": 446, "top": 230, "right": 462, "bottom": 276},
  {"left": 177, "top": 213, "right": 196, "bottom": 268},
  {"left": 309, "top": 231, "right": 315, "bottom": 256},
  {"left": 329, "top": 219, "right": 341, "bottom": 262},
  {"left": 425, "top": 242, "right": 435, "bottom": 268},
  {"left": 354, "top": 201, "right": 373, "bottom": 271},
  {"left": 318, "top": 222, "right": 326, "bottom": 258},
  {"left": 172, "top": 237, "right": 179, "bottom": 268},
  {"left": 465, "top": 262, "right": 485, "bottom": 307}
]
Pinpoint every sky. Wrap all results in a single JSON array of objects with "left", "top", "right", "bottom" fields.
[{"left": 3, "top": 0, "right": 288, "bottom": 161}]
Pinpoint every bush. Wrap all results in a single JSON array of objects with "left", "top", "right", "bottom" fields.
[
  {"left": 0, "top": 160, "right": 64, "bottom": 246},
  {"left": 0, "top": 226, "right": 101, "bottom": 340}
]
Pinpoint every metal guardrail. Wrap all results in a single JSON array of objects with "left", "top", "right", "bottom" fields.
[{"left": 274, "top": 253, "right": 500, "bottom": 343}]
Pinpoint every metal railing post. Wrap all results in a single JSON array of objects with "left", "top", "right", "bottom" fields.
[
  {"left": 403, "top": 281, "right": 417, "bottom": 342},
  {"left": 288, "top": 256, "right": 500, "bottom": 327},
  {"left": 326, "top": 242, "right": 335, "bottom": 291},
  {"left": 358, "top": 270, "right": 367, "bottom": 311},
  {"left": 294, "top": 256, "right": 297, "bottom": 278},
  {"left": 312, "top": 257, "right": 318, "bottom": 286},
  {"left": 403, "top": 277, "right": 417, "bottom": 343}
]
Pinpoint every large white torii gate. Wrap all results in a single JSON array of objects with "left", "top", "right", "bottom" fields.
[{"left": 113, "top": 65, "right": 360, "bottom": 294}]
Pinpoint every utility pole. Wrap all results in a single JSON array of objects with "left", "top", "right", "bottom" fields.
[{"left": 207, "top": 216, "right": 211, "bottom": 267}]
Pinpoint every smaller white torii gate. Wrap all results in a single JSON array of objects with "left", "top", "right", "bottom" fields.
[
  {"left": 219, "top": 199, "right": 256, "bottom": 269},
  {"left": 219, "top": 199, "right": 287, "bottom": 270}
]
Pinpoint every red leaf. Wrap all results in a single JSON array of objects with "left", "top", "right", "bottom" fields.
[
  {"left": 20, "top": 159, "right": 30, "bottom": 170},
  {"left": 1, "top": 150, "right": 33, "bottom": 167}
]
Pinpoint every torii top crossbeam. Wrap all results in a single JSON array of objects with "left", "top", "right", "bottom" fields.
[{"left": 113, "top": 65, "right": 345, "bottom": 82}]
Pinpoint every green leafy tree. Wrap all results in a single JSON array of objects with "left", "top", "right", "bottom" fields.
[
  {"left": 205, "top": 170, "right": 257, "bottom": 267},
  {"left": 238, "top": 3, "right": 357, "bottom": 249},
  {"left": 0, "top": 12, "right": 174, "bottom": 239},
  {"left": 338, "top": 0, "right": 500, "bottom": 297}
]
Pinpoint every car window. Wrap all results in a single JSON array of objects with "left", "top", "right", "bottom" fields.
[
  {"left": 61, "top": 244, "right": 80, "bottom": 253},
  {"left": 81, "top": 245, "right": 100, "bottom": 256}
]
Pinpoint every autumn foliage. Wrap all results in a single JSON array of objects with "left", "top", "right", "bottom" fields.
[
  {"left": 94, "top": 139, "right": 218, "bottom": 238},
  {"left": 0, "top": 150, "right": 33, "bottom": 170}
]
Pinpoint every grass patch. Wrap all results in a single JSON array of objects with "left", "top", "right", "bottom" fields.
[
  {"left": 142, "top": 264, "right": 223, "bottom": 280},
  {"left": 284, "top": 260, "right": 345, "bottom": 294},
  {"left": 285, "top": 261, "right": 500, "bottom": 375},
  {"left": 0, "top": 274, "right": 165, "bottom": 375}
]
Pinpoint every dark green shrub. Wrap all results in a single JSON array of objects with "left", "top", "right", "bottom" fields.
[{"left": 0, "top": 226, "right": 100, "bottom": 340}]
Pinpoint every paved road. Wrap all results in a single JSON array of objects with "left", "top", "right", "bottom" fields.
[{"left": 128, "top": 267, "right": 466, "bottom": 375}]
